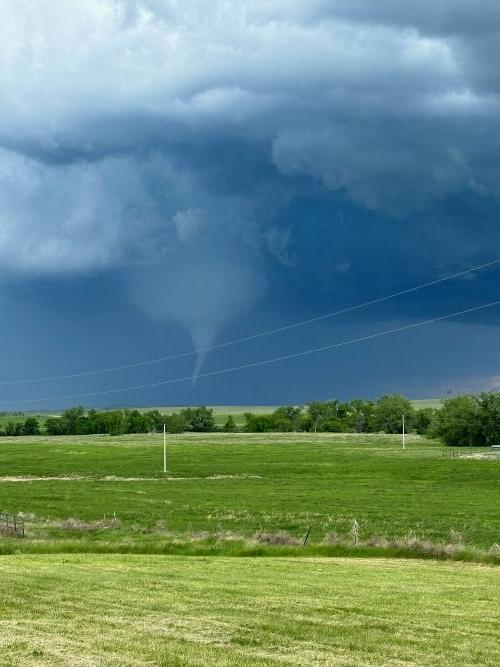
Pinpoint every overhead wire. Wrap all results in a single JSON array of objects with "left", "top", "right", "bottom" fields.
[
  {"left": 2, "top": 298, "right": 499, "bottom": 406},
  {"left": 0, "top": 257, "right": 499, "bottom": 385}
]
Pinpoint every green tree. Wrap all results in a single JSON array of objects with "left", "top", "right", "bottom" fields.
[
  {"left": 346, "top": 399, "right": 376, "bottom": 433},
  {"left": 45, "top": 416, "right": 63, "bottom": 435},
  {"left": 144, "top": 410, "right": 164, "bottom": 432},
  {"left": 477, "top": 392, "right": 500, "bottom": 447},
  {"left": 306, "top": 401, "right": 349, "bottom": 432},
  {"left": 180, "top": 407, "right": 215, "bottom": 432},
  {"left": 432, "top": 395, "right": 481, "bottom": 446},
  {"left": 23, "top": 417, "right": 40, "bottom": 436},
  {"left": 374, "top": 395, "right": 415, "bottom": 434},
  {"left": 165, "top": 414, "right": 186, "bottom": 434},
  {"left": 244, "top": 413, "right": 275, "bottom": 432},
  {"left": 271, "top": 406, "right": 303, "bottom": 432},
  {"left": 4, "top": 421, "right": 17, "bottom": 436},
  {"left": 414, "top": 407, "right": 437, "bottom": 436},
  {"left": 223, "top": 415, "right": 237, "bottom": 432},
  {"left": 59, "top": 406, "right": 89, "bottom": 435}
]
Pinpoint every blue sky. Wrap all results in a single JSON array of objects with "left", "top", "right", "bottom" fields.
[{"left": 1, "top": 0, "right": 500, "bottom": 409}]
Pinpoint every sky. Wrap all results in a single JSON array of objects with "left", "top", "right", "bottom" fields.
[{"left": 1, "top": 0, "right": 500, "bottom": 409}]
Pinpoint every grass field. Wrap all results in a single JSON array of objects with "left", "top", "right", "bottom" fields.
[
  {"left": 1, "top": 431, "right": 499, "bottom": 664},
  {"left": 0, "top": 432, "right": 499, "bottom": 553},
  {"left": 0, "top": 555, "right": 498, "bottom": 666}
]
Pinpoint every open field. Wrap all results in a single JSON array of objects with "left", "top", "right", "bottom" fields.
[
  {"left": 0, "top": 555, "right": 499, "bottom": 666},
  {"left": 1, "top": 431, "right": 499, "bottom": 665},
  {"left": 0, "top": 432, "right": 499, "bottom": 553}
]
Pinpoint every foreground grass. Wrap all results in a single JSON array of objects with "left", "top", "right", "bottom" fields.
[
  {"left": 0, "top": 555, "right": 498, "bottom": 666},
  {"left": 0, "top": 433, "right": 499, "bottom": 550}
]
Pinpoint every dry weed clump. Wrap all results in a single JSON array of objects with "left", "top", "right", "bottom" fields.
[
  {"left": 253, "top": 531, "right": 301, "bottom": 546},
  {"left": 321, "top": 528, "right": 480, "bottom": 559},
  {"left": 393, "top": 533, "right": 461, "bottom": 557},
  {"left": 450, "top": 529, "right": 464, "bottom": 544},
  {"left": 59, "top": 517, "right": 121, "bottom": 531},
  {"left": 365, "top": 535, "right": 391, "bottom": 548},
  {"left": 489, "top": 544, "right": 500, "bottom": 557}
]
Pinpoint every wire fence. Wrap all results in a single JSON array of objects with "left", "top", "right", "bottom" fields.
[{"left": 0, "top": 512, "right": 24, "bottom": 537}]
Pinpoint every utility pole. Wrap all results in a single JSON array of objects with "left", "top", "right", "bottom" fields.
[
  {"left": 163, "top": 423, "right": 167, "bottom": 473},
  {"left": 402, "top": 414, "right": 406, "bottom": 449}
]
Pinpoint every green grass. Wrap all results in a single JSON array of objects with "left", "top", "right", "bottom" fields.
[
  {"left": 0, "top": 413, "right": 52, "bottom": 428},
  {"left": 0, "top": 432, "right": 499, "bottom": 551},
  {"left": 410, "top": 398, "right": 443, "bottom": 409},
  {"left": 1, "top": 431, "right": 498, "bottom": 664},
  {"left": 0, "top": 555, "right": 498, "bottom": 666}
]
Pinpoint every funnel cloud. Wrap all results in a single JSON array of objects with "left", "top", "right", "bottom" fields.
[
  {"left": 130, "top": 250, "right": 265, "bottom": 382},
  {"left": 1, "top": 1, "right": 500, "bottom": 404}
]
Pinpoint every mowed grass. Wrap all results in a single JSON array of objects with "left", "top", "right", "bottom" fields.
[
  {"left": 0, "top": 433, "right": 499, "bottom": 550},
  {"left": 0, "top": 555, "right": 498, "bottom": 666},
  {"left": 1, "top": 433, "right": 499, "bottom": 666}
]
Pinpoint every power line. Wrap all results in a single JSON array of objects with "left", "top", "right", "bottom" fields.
[
  {"left": 0, "top": 257, "right": 499, "bottom": 386},
  {"left": 2, "top": 298, "right": 499, "bottom": 407}
]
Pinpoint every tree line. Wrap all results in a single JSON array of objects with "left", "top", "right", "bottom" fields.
[{"left": 1, "top": 392, "right": 499, "bottom": 446}]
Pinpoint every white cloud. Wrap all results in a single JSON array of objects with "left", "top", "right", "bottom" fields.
[
  {"left": 0, "top": 1, "right": 499, "bottom": 284},
  {"left": 0, "top": 147, "right": 164, "bottom": 274}
]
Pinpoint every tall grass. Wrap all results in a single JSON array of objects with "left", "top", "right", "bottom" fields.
[{"left": 1, "top": 530, "right": 499, "bottom": 564}]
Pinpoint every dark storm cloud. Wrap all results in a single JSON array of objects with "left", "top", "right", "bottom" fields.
[{"left": 1, "top": 0, "right": 500, "bottom": 400}]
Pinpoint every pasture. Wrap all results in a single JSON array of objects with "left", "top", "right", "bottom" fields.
[
  {"left": 0, "top": 555, "right": 498, "bottom": 666},
  {"left": 0, "top": 432, "right": 499, "bottom": 553},
  {"left": 1, "top": 431, "right": 499, "bottom": 665}
]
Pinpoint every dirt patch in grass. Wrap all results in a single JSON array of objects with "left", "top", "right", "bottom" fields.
[
  {"left": 0, "top": 474, "right": 262, "bottom": 483},
  {"left": 0, "top": 476, "right": 85, "bottom": 482}
]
